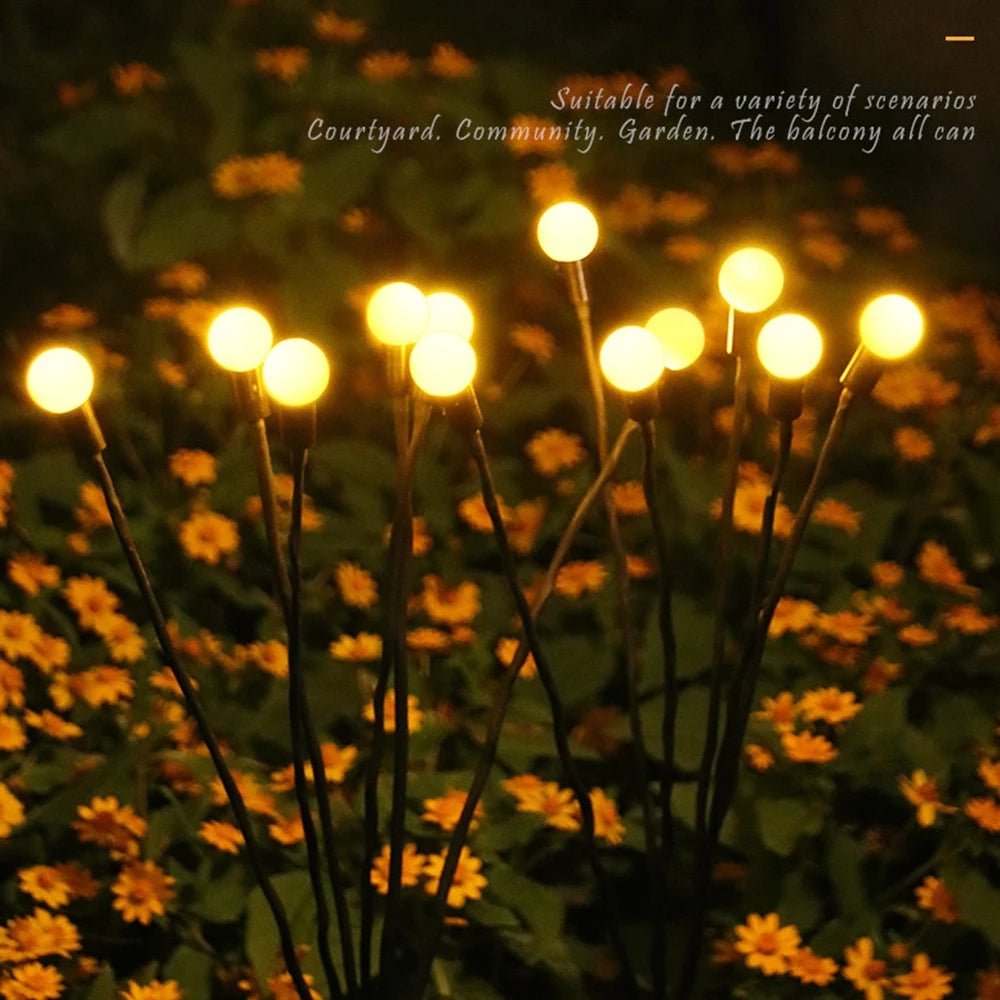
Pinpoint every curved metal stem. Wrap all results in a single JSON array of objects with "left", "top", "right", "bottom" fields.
[
  {"left": 91, "top": 452, "right": 314, "bottom": 1000},
  {"left": 407, "top": 423, "right": 638, "bottom": 1000},
  {"left": 288, "top": 448, "right": 344, "bottom": 1000},
  {"left": 639, "top": 419, "right": 678, "bottom": 999},
  {"left": 469, "top": 429, "right": 639, "bottom": 999},
  {"left": 252, "top": 423, "right": 359, "bottom": 1000}
]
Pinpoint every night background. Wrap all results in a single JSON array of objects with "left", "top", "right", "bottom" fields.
[{"left": 1, "top": 2, "right": 999, "bottom": 1000}]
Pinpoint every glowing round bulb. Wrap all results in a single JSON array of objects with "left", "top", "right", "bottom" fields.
[
  {"left": 645, "top": 308, "right": 706, "bottom": 371},
  {"left": 425, "top": 291, "right": 474, "bottom": 341},
  {"left": 409, "top": 332, "right": 476, "bottom": 397},
  {"left": 756, "top": 313, "right": 824, "bottom": 380},
  {"left": 206, "top": 307, "right": 274, "bottom": 373},
  {"left": 366, "top": 282, "right": 429, "bottom": 346},
  {"left": 858, "top": 294, "right": 924, "bottom": 360},
  {"left": 536, "top": 201, "right": 599, "bottom": 262},
  {"left": 26, "top": 347, "right": 95, "bottom": 414},
  {"left": 599, "top": 325, "right": 666, "bottom": 393},
  {"left": 718, "top": 247, "right": 784, "bottom": 313},
  {"left": 262, "top": 339, "right": 331, "bottom": 407}
]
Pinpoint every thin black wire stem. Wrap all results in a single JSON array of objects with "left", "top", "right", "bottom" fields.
[
  {"left": 249, "top": 418, "right": 293, "bottom": 619},
  {"left": 754, "top": 388, "right": 854, "bottom": 648},
  {"left": 90, "top": 452, "right": 314, "bottom": 1000},
  {"left": 677, "top": 352, "right": 750, "bottom": 1000},
  {"left": 288, "top": 448, "right": 344, "bottom": 1000},
  {"left": 360, "top": 536, "right": 393, "bottom": 997},
  {"left": 251, "top": 422, "right": 359, "bottom": 1000},
  {"left": 746, "top": 419, "right": 793, "bottom": 626},
  {"left": 469, "top": 429, "right": 639, "bottom": 1000},
  {"left": 639, "top": 419, "right": 678, "bottom": 1000},
  {"left": 694, "top": 354, "right": 751, "bottom": 843},
  {"left": 711, "top": 390, "right": 854, "bottom": 841},
  {"left": 569, "top": 263, "right": 655, "bottom": 997},
  {"left": 380, "top": 394, "right": 422, "bottom": 992},
  {"left": 407, "top": 423, "right": 638, "bottom": 1000}
]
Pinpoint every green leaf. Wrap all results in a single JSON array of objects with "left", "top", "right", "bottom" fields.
[
  {"left": 465, "top": 899, "right": 521, "bottom": 929},
  {"left": 128, "top": 181, "right": 239, "bottom": 270},
  {"left": 83, "top": 966, "right": 115, "bottom": 1000},
  {"left": 639, "top": 684, "right": 712, "bottom": 770},
  {"left": 825, "top": 831, "right": 871, "bottom": 920},
  {"left": 939, "top": 862, "right": 1000, "bottom": 948},
  {"left": 299, "top": 147, "right": 376, "bottom": 221},
  {"left": 756, "top": 796, "right": 825, "bottom": 856},
  {"left": 38, "top": 103, "right": 159, "bottom": 165},
  {"left": 643, "top": 592, "right": 714, "bottom": 683},
  {"left": 245, "top": 871, "right": 317, "bottom": 985},
  {"left": 189, "top": 862, "right": 250, "bottom": 924},
  {"left": 487, "top": 862, "right": 565, "bottom": 941},
  {"left": 163, "top": 945, "right": 214, "bottom": 999},
  {"left": 546, "top": 634, "right": 615, "bottom": 709},
  {"left": 103, "top": 171, "right": 148, "bottom": 265},
  {"left": 172, "top": 39, "right": 248, "bottom": 163}
]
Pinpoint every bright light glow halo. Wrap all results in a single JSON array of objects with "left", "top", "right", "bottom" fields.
[
  {"left": 26, "top": 346, "right": 96, "bottom": 414},
  {"left": 424, "top": 291, "right": 474, "bottom": 341},
  {"left": 599, "top": 325, "right": 666, "bottom": 393},
  {"left": 858, "top": 293, "right": 924, "bottom": 360},
  {"left": 536, "top": 201, "right": 600, "bottom": 262},
  {"left": 644, "top": 307, "right": 706, "bottom": 371},
  {"left": 718, "top": 246, "right": 784, "bottom": 313},
  {"left": 366, "top": 282, "right": 429, "bottom": 346},
  {"left": 409, "top": 332, "right": 477, "bottom": 397},
  {"left": 756, "top": 313, "right": 824, "bottom": 380},
  {"left": 206, "top": 306, "right": 274, "bottom": 373},
  {"left": 261, "top": 338, "right": 331, "bottom": 407}
]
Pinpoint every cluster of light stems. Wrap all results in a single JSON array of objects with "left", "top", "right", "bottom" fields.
[{"left": 25, "top": 201, "right": 924, "bottom": 1000}]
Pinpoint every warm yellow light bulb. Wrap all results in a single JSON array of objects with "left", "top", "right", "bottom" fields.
[
  {"left": 756, "top": 313, "right": 824, "bottom": 379},
  {"left": 409, "top": 332, "right": 476, "bottom": 397},
  {"left": 425, "top": 291, "right": 474, "bottom": 341},
  {"left": 644, "top": 308, "right": 705, "bottom": 371},
  {"left": 261, "top": 339, "right": 331, "bottom": 407},
  {"left": 26, "top": 347, "right": 95, "bottom": 414},
  {"left": 599, "top": 326, "right": 666, "bottom": 393},
  {"left": 718, "top": 247, "right": 784, "bottom": 313},
  {"left": 859, "top": 294, "right": 924, "bottom": 359},
  {"left": 536, "top": 201, "right": 599, "bottom": 262},
  {"left": 206, "top": 307, "right": 274, "bottom": 372},
  {"left": 366, "top": 282, "right": 429, "bottom": 346}
]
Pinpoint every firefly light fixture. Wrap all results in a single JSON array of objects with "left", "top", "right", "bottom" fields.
[{"left": 24, "top": 195, "right": 927, "bottom": 1000}]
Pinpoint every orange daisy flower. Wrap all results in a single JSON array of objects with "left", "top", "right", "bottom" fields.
[{"left": 734, "top": 912, "right": 801, "bottom": 975}]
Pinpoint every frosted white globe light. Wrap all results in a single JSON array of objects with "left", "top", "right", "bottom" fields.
[
  {"left": 366, "top": 282, "right": 429, "bottom": 346},
  {"left": 644, "top": 308, "right": 706, "bottom": 371},
  {"left": 26, "top": 347, "right": 95, "bottom": 414},
  {"left": 409, "top": 332, "right": 477, "bottom": 397},
  {"left": 756, "top": 314, "right": 824, "bottom": 380},
  {"left": 425, "top": 291, "right": 474, "bottom": 341},
  {"left": 859, "top": 294, "right": 924, "bottom": 360},
  {"left": 207, "top": 307, "right": 274, "bottom": 373},
  {"left": 718, "top": 248, "right": 784, "bottom": 313},
  {"left": 599, "top": 326, "right": 666, "bottom": 393},
  {"left": 262, "top": 339, "right": 331, "bottom": 407},
  {"left": 536, "top": 202, "right": 599, "bottom": 262}
]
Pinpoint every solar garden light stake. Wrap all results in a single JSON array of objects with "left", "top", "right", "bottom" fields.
[
  {"left": 407, "top": 330, "right": 640, "bottom": 998},
  {"left": 206, "top": 307, "right": 294, "bottom": 620},
  {"left": 696, "top": 246, "right": 786, "bottom": 851},
  {"left": 408, "top": 420, "right": 639, "bottom": 1000},
  {"left": 25, "top": 347, "right": 317, "bottom": 1000},
  {"left": 259, "top": 337, "right": 358, "bottom": 1000},
  {"left": 677, "top": 293, "right": 925, "bottom": 1000}
]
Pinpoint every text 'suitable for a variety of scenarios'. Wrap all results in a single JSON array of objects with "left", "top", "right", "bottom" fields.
[{"left": 307, "top": 80, "right": 977, "bottom": 156}]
